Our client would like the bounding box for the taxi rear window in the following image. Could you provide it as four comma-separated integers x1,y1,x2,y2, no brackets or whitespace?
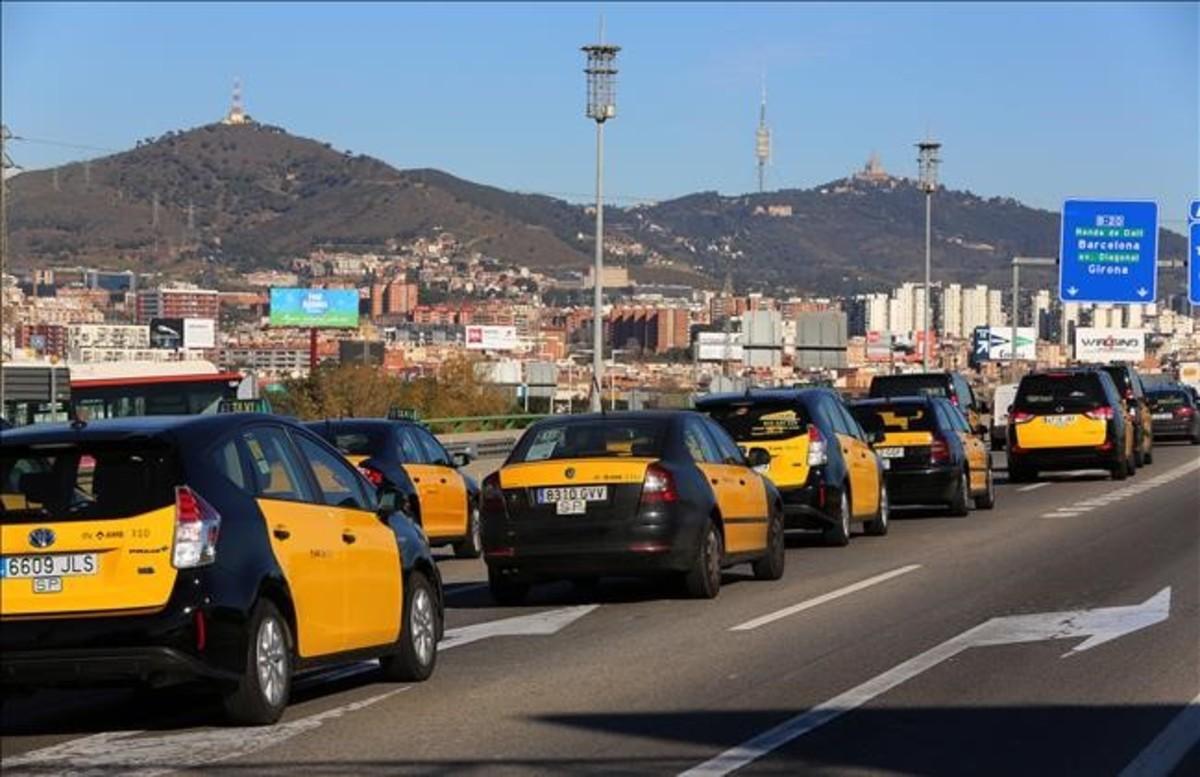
511,421,666,462
849,404,936,433
1147,392,1187,409
707,404,811,442
869,375,950,399
1,442,180,524
1015,374,1104,410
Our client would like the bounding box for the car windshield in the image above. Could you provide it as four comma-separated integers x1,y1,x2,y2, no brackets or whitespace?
850,404,936,433
1015,374,1105,410
510,420,667,462
706,403,811,442
869,375,950,399
1,442,180,524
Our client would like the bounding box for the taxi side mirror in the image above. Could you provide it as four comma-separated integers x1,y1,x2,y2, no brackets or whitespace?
453,450,475,468
868,428,887,445
376,484,402,520
746,447,771,472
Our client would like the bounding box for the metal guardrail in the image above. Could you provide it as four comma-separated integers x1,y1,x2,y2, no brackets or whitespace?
442,437,519,460
422,414,547,434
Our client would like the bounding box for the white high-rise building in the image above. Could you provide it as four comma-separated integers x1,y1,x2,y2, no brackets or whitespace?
987,289,1007,327
1032,290,1051,338
942,283,963,338
1092,305,1120,328
1063,302,1081,340
913,286,928,339
962,284,989,337
889,283,920,335
1125,304,1144,329
864,293,890,333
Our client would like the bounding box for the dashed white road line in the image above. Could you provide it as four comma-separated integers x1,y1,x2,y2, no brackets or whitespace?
1018,482,1051,492
730,565,922,632
1118,690,1200,777
1039,458,1200,520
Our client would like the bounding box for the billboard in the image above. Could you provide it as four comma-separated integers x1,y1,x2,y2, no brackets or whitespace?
465,325,518,351
696,332,743,362
183,318,216,349
149,318,184,349
973,327,1037,361
150,318,216,349
269,288,360,329
1074,327,1145,363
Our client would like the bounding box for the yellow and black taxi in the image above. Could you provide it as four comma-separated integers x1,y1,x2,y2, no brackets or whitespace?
696,389,887,546
1092,363,1155,467
306,415,482,558
869,371,986,434
0,413,443,725
1006,368,1136,482
481,411,784,602
849,396,995,515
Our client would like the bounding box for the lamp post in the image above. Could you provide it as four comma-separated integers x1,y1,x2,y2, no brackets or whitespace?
916,138,941,371
582,30,619,411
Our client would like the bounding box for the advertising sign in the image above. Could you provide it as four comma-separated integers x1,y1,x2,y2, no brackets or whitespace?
464,325,518,351
1059,199,1158,304
150,318,215,349
149,318,184,349
183,318,216,349
269,288,360,329
1074,327,1146,363
696,331,743,362
973,327,1037,361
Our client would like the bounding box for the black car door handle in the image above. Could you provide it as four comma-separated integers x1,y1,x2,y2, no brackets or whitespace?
738,479,746,486
273,526,291,540
711,478,720,485
413,477,421,483
342,532,357,545
440,477,448,484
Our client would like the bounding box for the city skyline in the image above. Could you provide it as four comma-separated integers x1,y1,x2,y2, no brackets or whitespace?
2,2,1196,229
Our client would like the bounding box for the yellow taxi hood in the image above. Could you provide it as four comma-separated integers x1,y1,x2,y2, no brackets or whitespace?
500,458,656,488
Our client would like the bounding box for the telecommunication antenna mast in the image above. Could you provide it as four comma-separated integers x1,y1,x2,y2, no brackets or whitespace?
916,136,942,371
755,75,771,193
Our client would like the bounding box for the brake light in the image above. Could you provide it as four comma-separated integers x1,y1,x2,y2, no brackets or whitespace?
1010,410,1035,424
807,425,828,467
950,395,960,407
930,435,951,464
482,472,505,512
358,463,385,487
641,463,679,504
1177,407,1195,418
172,486,220,569
1084,406,1114,421
1123,388,1135,401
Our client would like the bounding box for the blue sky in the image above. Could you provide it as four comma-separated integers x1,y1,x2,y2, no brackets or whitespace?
3,2,1197,229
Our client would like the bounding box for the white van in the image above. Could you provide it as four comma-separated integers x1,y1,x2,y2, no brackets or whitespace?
990,383,1018,450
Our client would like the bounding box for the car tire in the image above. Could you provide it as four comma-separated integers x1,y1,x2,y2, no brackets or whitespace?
380,571,439,682
222,599,292,726
822,489,852,547
487,568,530,606
863,483,889,536
683,520,723,599
1111,456,1129,481
452,505,483,559
948,469,971,517
974,467,996,510
1191,429,1200,445
1134,432,1145,468
752,510,786,580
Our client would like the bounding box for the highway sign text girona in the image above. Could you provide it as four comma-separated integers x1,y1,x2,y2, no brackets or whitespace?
1059,199,1158,304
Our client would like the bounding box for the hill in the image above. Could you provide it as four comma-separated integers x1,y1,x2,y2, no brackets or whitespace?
7,125,1188,295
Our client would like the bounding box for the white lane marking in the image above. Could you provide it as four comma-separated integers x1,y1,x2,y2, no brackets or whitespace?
1038,458,1200,519
1018,482,1051,492
7,605,600,773
682,588,1171,777
2,688,406,777
731,565,922,632
1118,690,1200,777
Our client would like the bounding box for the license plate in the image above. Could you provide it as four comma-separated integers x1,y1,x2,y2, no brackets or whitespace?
876,447,904,459
0,553,99,580
33,577,63,594
556,499,587,515
1045,415,1076,427
1152,413,1172,421
537,486,608,504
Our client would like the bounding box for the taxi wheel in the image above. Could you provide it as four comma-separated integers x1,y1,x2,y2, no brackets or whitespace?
948,470,971,517
222,599,291,726
822,489,852,547
752,510,786,580
1111,455,1129,481
488,568,530,606
381,571,438,682
683,521,723,599
453,505,483,559
1134,437,1145,468
974,467,996,510
863,483,889,536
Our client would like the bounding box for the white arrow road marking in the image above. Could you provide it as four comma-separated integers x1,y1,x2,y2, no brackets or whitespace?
731,565,922,632
681,588,1171,777
1119,690,1200,777
5,605,599,776
1,687,407,777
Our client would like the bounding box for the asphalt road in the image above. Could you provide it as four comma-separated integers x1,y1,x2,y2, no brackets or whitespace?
3,444,1198,776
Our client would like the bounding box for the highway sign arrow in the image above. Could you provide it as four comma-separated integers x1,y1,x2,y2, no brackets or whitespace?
1066,286,1078,296
1137,287,1148,298
684,588,1171,777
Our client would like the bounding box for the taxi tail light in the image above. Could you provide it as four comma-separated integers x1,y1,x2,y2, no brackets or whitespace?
1084,406,1115,421
1177,406,1195,418
641,463,679,504
358,463,385,488
1010,410,1035,425
1096,440,1114,452
930,435,952,464
172,486,220,569
481,472,505,513
807,425,828,467
949,395,960,407
193,609,207,652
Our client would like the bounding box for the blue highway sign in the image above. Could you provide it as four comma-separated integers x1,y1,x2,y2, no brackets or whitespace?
1190,222,1200,306
1059,199,1158,304
1190,200,1200,222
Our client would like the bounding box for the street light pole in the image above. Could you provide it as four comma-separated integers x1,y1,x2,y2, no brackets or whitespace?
917,138,941,372
582,28,619,412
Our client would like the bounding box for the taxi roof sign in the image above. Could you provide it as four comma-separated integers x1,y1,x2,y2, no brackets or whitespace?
387,407,420,421
218,398,273,414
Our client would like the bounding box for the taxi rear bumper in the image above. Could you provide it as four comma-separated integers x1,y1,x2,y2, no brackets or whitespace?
1,645,238,689
884,465,959,505
1007,444,1122,472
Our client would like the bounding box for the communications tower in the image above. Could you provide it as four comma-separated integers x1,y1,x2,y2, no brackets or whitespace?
755,76,771,193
